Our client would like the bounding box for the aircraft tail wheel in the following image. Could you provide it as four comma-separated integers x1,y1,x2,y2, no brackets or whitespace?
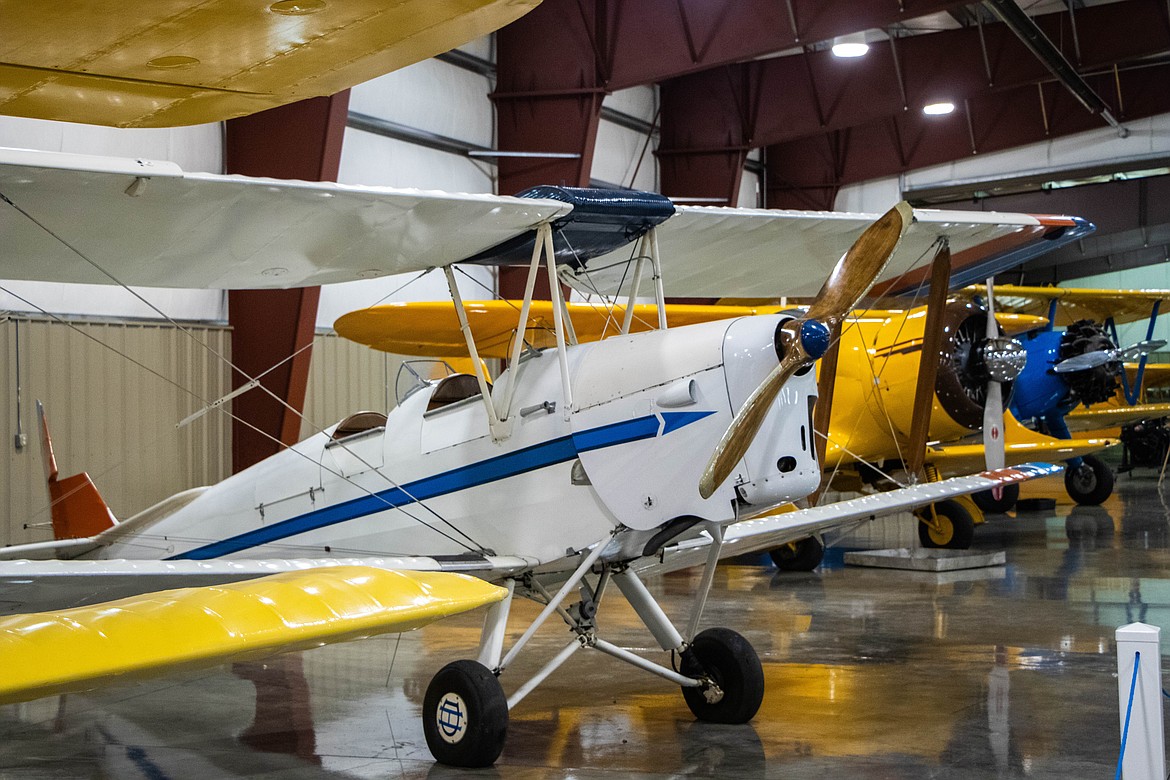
917,499,975,549
1065,454,1114,506
680,627,764,724
769,537,824,571
423,660,507,767
972,483,1020,514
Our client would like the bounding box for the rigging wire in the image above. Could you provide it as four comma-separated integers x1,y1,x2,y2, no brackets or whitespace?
1,189,485,549
0,293,482,554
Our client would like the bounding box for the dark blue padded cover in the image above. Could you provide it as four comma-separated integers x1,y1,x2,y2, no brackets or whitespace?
462,186,676,268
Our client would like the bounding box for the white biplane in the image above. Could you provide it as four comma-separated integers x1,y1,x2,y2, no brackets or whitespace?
0,148,1076,766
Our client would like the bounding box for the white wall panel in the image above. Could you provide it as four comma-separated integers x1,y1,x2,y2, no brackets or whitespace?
837,111,1170,212
593,121,657,191
0,316,231,546
350,60,495,148
0,116,222,174
592,87,658,191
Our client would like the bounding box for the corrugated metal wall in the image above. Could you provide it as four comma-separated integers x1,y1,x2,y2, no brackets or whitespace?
300,332,402,440
1,316,231,546
1,319,404,548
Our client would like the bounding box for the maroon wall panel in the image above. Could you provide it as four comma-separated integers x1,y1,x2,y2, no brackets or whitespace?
225,92,349,472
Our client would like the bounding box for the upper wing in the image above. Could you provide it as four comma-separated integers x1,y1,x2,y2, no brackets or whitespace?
0,148,570,289
334,301,1052,358
1,0,538,128
0,565,505,706
334,300,765,358
0,149,1091,301
966,284,1170,327
1127,363,1170,389
562,207,1092,299
637,463,1062,577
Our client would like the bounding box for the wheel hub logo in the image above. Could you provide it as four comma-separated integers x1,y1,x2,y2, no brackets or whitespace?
436,692,467,744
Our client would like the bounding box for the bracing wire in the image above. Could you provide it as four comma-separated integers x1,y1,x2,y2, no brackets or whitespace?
0,211,484,554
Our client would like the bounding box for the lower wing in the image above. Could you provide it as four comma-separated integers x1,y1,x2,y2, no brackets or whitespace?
0,565,505,706
639,463,1062,576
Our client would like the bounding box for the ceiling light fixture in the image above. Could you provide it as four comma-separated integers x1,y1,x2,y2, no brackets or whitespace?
831,32,869,58
923,101,955,116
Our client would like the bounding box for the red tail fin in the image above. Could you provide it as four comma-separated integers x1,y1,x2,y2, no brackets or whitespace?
37,401,116,539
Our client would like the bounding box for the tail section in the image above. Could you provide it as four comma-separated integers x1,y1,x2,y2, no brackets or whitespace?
37,401,117,539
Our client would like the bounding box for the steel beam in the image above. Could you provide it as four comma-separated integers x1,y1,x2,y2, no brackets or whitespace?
225,92,349,472
764,62,1170,206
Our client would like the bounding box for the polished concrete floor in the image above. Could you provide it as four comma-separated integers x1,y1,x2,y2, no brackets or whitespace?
3,471,1169,778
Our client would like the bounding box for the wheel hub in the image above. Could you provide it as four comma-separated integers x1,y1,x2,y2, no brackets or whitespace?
701,680,725,704
435,692,468,744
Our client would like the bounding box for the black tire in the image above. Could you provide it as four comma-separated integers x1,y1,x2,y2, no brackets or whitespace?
769,537,824,571
972,483,1019,514
423,660,508,768
1064,454,1114,506
917,499,976,549
680,627,764,724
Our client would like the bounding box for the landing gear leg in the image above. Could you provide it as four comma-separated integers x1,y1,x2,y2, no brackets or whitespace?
422,528,766,766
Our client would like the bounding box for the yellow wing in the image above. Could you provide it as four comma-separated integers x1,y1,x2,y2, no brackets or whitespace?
0,566,504,705
1,0,538,127
335,300,767,358
965,284,1170,327
1126,362,1170,389
923,413,1116,476
1066,402,1170,433
334,300,1047,358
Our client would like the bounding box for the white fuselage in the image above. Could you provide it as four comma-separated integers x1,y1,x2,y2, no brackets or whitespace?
93,316,820,569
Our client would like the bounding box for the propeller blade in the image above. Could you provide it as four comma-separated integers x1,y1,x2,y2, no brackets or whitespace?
1119,339,1167,360
698,201,913,500
805,201,914,324
699,337,806,499
1053,351,1113,373
983,379,1006,472
982,278,1006,474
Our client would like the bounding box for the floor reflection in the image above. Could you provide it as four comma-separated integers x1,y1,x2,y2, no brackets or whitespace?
5,471,1170,777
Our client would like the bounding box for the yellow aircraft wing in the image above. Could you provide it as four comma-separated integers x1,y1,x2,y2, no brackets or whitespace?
923,414,1116,476
0,566,504,705
964,284,1170,327
334,300,1048,358
1,0,539,127
337,300,766,358
1065,402,1170,433
1126,362,1170,389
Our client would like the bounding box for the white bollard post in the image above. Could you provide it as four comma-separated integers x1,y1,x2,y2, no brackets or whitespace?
1116,622,1165,780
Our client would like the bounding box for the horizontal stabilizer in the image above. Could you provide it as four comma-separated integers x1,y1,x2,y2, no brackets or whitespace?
641,463,1063,577
0,566,505,706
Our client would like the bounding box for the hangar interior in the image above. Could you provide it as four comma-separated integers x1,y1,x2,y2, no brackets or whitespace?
4,0,1170,776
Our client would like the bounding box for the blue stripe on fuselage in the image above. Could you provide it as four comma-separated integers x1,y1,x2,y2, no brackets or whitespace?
173,410,713,560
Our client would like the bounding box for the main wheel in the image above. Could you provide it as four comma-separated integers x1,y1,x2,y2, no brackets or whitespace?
423,660,508,767
1065,454,1114,506
679,627,764,724
972,483,1019,514
769,537,824,571
917,499,976,549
